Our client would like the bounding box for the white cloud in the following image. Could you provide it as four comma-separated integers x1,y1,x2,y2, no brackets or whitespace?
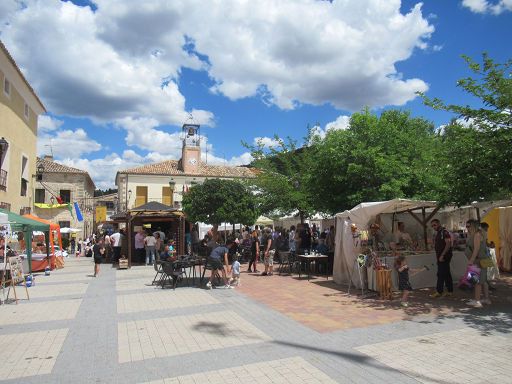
462,0,512,14
1,0,434,119
38,115,64,132
311,115,351,139
254,137,282,149
38,128,102,159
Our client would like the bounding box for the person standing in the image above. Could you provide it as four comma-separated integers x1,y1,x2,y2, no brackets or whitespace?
191,224,199,256
261,227,275,276
144,231,157,266
465,219,491,307
103,232,112,263
429,219,454,298
110,229,122,265
247,231,259,273
134,229,146,264
92,238,104,277
288,225,296,257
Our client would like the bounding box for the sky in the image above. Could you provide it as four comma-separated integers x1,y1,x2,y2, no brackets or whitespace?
0,0,510,189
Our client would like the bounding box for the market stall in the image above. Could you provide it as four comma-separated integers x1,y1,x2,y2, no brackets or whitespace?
23,214,64,269
482,205,512,272
333,199,467,291
0,208,51,273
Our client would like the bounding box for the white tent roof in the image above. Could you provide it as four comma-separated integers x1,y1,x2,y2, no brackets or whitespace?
335,198,437,228
0,212,8,224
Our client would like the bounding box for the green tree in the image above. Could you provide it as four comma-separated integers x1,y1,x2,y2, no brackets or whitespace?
244,135,315,223
420,54,512,204
182,178,258,228
308,109,443,214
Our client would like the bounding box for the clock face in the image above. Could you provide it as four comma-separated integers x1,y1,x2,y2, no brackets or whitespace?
189,157,197,165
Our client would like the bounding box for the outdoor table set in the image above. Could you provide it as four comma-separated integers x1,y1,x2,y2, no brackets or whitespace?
152,256,204,289
278,251,329,281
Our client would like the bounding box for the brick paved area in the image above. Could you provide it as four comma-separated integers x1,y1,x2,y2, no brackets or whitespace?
0,257,510,383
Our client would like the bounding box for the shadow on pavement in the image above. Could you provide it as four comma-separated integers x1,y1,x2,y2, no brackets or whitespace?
311,273,512,335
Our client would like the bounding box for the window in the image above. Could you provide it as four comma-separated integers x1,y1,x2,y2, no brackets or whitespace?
162,186,173,206
20,156,28,196
59,221,70,228
0,202,11,211
19,207,31,215
3,78,10,97
35,189,45,203
135,186,147,207
20,178,27,196
24,103,29,120
60,189,71,203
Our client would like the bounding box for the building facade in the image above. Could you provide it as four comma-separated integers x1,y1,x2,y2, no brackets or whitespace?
35,156,96,239
0,41,46,214
115,125,256,211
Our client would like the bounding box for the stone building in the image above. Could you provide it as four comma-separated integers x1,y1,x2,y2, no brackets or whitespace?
0,40,46,214
35,156,95,239
115,124,256,211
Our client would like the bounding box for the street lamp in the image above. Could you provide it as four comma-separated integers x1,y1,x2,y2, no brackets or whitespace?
36,162,45,181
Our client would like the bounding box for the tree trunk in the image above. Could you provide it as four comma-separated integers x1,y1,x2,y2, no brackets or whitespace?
299,211,305,224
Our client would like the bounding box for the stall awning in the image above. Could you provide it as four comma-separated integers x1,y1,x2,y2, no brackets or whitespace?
0,208,50,232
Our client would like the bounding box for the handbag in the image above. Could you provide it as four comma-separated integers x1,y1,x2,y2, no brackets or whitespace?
479,258,494,268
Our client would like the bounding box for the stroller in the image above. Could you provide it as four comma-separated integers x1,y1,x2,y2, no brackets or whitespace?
458,264,481,290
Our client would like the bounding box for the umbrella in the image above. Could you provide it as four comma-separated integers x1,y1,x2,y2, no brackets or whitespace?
60,227,80,233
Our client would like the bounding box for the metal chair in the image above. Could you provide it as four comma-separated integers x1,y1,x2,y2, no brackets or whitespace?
152,260,164,285
160,261,186,290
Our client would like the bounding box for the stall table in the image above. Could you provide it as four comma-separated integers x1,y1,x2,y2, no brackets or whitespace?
368,251,467,291
297,254,329,281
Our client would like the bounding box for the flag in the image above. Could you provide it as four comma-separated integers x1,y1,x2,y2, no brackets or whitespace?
67,203,74,219
74,202,83,222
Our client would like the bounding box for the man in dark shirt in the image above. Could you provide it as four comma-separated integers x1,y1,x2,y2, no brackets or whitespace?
206,240,234,289
430,219,453,298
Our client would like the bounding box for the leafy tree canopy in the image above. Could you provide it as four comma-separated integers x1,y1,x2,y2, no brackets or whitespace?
419,53,512,131
420,54,512,205
308,109,443,214
182,178,258,226
244,135,316,222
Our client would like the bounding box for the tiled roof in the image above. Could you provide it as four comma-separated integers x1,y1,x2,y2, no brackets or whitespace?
37,158,95,188
119,160,257,178
0,40,46,112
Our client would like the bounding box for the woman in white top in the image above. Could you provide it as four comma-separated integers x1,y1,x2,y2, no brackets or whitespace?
144,232,157,266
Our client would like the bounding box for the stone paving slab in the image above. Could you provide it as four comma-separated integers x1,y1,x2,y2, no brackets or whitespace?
22,282,89,299
118,310,271,363
0,299,81,326
355,327,512,384
31,271,93,284
117,277,161,292
142,356,337,384
0,328,68,380
117,290,220,314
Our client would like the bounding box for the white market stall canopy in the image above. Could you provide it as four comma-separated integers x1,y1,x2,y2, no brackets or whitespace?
333,198,439,289
60,227,80,234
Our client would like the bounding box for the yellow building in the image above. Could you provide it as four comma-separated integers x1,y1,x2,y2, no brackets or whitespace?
0,41,46,214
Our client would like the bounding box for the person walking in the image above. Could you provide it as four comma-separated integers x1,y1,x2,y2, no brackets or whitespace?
429,219,454,298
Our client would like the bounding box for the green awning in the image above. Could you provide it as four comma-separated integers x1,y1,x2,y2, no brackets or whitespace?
0,208,51,273
0,208,50,232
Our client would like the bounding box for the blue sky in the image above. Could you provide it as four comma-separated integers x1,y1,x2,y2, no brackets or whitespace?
0,0,510,188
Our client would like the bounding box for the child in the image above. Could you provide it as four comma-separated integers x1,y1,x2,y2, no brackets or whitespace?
229,256,241,287
394,256,428,307
395,256,412,307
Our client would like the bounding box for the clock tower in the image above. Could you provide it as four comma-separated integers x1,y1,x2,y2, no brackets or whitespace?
181,123,201,174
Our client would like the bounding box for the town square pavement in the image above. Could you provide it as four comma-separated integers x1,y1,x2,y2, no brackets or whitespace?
0,257,511,384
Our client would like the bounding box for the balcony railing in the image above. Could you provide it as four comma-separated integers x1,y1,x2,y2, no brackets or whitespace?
0,201,11,211
0,169,7,191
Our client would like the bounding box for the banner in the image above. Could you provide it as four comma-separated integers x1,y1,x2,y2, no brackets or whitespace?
95,206,107,223
74,202,83,222
34,203,69,209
